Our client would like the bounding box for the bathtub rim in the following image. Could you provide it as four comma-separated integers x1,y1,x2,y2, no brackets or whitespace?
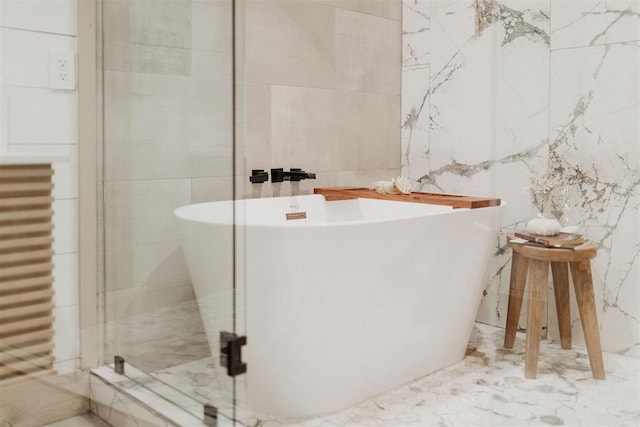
174,195,506,229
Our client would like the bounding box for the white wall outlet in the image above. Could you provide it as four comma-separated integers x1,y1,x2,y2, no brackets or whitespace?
49,49,76,90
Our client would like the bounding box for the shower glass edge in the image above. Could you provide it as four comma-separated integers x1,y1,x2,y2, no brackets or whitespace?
100,0,245,424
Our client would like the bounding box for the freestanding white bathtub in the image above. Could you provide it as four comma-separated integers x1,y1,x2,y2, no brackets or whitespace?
175,194,504,418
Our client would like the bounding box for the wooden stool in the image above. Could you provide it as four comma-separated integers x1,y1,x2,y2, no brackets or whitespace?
504,233,605,380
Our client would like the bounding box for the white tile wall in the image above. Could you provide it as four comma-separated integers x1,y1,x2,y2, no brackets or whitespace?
244,0,336,88
8,87,77,144
314,0,402,20
191,176,233,203
0,11,4,151
53,199,78,254
105,179,191,244
105,241,191,292
53,305,80,372
335,8,401,94
1,28,76,87
52,251,80,372
192,0,232,52
53,253,79,308
1,0,77,36
335,169,401,187
104,286,196,322
1,2,80,371
270,86,399,173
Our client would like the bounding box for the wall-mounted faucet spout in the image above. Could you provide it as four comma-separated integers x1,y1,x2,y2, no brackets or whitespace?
271,168,317,183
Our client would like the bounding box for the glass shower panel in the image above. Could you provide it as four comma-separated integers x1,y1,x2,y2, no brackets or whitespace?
101,0,240,422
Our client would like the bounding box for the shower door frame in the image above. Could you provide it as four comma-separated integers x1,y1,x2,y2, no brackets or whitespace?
77,0,102,372
77,0,244,422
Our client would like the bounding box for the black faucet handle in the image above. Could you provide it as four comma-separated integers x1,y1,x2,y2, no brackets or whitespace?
249,169,269,184
271,168,285,183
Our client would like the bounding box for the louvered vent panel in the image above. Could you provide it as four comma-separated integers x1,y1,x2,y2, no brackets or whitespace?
0,164,56,385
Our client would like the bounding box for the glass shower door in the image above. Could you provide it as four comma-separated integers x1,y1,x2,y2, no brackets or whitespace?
101,0,242,424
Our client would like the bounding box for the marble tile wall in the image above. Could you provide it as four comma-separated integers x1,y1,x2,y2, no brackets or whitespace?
547,0,639,357
237,0,402,199
0,0,81,374
101,0,234,356
402,0,639,357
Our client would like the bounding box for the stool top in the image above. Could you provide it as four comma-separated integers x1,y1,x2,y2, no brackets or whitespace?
507,232,597,262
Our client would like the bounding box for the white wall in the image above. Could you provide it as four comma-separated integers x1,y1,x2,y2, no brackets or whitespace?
0,0,80,373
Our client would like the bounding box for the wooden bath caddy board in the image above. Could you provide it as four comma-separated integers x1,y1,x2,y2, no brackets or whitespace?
313,187,500,209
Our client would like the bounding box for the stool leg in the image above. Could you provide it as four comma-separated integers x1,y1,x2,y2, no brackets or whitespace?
504,251,529,348
525,259,548,379
569,260,606,380
551,262,572,349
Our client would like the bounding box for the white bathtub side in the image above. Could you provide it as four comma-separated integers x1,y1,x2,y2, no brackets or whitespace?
176,214,235,361
243,204,503,417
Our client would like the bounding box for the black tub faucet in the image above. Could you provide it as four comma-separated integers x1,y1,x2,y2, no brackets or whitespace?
289,168,317,181
271,168,317,183
249,169,269,184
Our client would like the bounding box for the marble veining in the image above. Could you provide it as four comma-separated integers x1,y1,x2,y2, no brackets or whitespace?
551,0,640,49
401,0,431,187
419,139,549,191
547,40,640,356
403,0,640,358
475,0,550,45
403,1,431,66
421,0,551,336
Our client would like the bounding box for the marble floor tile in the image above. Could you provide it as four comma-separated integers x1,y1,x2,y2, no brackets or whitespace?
104,299,210,373
100,298,639,426
131,323,639,427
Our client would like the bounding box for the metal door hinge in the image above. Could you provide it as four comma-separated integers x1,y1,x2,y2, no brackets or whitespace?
220,331,247,377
